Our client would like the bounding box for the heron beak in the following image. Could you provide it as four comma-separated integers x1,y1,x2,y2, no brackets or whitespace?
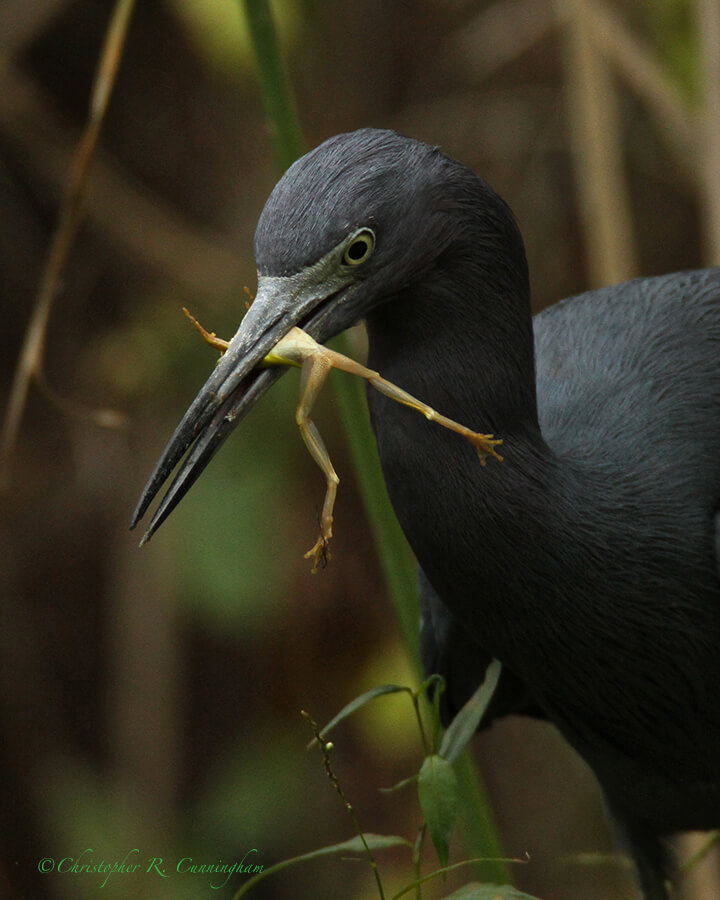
130,267,355,543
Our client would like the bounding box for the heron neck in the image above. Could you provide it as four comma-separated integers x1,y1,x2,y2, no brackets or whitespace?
364,270,565,651
365,262,541,440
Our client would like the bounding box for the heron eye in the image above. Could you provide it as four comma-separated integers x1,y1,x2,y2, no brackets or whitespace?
342,229,375,266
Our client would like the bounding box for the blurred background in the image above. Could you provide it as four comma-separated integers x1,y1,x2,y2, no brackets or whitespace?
1,0,719,898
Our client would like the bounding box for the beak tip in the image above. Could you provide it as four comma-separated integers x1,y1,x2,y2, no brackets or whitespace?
129,499,148,532
130,290,298,545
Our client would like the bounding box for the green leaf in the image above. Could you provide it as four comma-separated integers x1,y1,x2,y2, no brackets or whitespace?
439,660,502,764
420,673,446,695
438,884,541,900
233,833,412,898
389,859,530,900
418,754,459,868
378,772,419,794
310,683,413,746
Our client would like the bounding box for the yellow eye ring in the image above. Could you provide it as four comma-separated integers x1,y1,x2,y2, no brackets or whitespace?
342,229,375,266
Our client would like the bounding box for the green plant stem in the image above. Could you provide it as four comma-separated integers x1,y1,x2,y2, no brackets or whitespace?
411,688,431,757
302,711,386,899
241,0,305,171
329,360,421,662
412,824,426,900
454,752,507,880
241,0,507,883
240,0,421,664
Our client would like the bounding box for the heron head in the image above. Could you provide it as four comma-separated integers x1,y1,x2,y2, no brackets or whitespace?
130,128,516,539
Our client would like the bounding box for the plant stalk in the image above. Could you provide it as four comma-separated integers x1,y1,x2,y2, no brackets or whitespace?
241,0,507,882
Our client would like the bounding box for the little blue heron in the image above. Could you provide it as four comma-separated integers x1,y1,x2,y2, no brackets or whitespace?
132,128,720,899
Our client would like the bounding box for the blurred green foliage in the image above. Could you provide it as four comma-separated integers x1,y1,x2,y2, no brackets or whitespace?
644,0,700,99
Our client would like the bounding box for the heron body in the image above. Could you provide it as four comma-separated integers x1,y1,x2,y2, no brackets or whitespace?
133,129,720,899
398,269,720,897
